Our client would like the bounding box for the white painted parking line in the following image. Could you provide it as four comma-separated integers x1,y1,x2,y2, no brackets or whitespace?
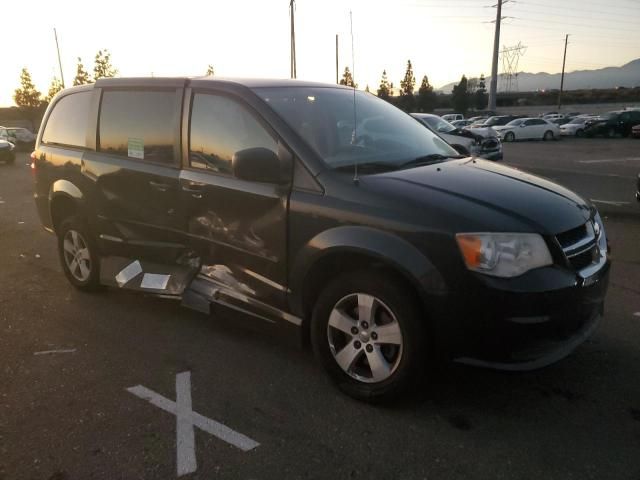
590,199,631,206
33,349,76,355
634,312,640,318
127,371,259,477
579,157,640,164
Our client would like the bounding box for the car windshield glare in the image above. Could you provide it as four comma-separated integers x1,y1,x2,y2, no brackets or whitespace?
255,87,459,171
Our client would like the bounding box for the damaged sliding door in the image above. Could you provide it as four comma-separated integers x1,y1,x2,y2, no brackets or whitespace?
87,83,200,295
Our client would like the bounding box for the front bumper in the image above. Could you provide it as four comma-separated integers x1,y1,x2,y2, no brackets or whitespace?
434,260,610,371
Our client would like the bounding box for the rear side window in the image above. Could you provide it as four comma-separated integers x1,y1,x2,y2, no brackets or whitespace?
42,91,92,147
99,90,177,165
189,93,277,174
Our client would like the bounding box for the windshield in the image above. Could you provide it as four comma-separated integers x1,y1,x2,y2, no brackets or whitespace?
256,87,458,171
568,118,587,125
505,119,525,127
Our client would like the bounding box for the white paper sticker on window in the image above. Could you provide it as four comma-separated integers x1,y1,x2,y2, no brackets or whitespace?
128,137,144,159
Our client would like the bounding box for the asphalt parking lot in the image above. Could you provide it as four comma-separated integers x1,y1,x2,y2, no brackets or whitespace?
1,140,640,480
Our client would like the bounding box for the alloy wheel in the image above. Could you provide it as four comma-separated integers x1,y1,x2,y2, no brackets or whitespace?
62,229,92,282
326,293,403,384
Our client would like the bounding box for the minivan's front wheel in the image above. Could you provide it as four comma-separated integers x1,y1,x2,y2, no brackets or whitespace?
311,271,426,402
57,217,101,291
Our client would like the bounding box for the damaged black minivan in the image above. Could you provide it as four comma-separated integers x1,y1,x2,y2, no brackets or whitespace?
33,78,609,401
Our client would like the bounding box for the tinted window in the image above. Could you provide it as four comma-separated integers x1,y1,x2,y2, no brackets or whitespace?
99,90,177,164
189,93,277,174
42,91,92,147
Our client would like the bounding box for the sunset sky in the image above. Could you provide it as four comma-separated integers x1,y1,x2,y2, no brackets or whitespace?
2,0,639,106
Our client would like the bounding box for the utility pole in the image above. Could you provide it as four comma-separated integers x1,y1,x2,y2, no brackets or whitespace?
558,34,569,110
54,28,65,88
335,34,339,84
488,0,503,111
290,0,297,79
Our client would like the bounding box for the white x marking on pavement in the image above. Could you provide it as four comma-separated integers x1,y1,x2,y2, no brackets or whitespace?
127,371,259,477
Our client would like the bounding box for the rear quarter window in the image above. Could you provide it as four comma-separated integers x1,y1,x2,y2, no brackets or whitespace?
42,91,93,147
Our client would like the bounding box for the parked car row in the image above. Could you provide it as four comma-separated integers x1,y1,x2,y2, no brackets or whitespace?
436,108,640,141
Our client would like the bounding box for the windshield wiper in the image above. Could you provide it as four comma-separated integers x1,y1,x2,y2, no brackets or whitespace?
397,153,463,169
333,161,396,173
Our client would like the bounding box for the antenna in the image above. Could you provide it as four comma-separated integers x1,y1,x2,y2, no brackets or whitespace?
350,10,359,184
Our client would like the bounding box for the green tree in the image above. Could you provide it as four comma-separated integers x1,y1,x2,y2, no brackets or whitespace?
399,60,416,96
417,75,436,112
73,58,92,86
474,74,488,110
14,68,43,108
45,76,64,103
93,49,117,80
451,75,470,114
339,67,357,88
376,69,391,100
205,64,215,76
398,60,416,111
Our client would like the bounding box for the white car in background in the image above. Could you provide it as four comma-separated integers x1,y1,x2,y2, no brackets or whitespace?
493,118,561,142
442,113,464,122
559,116,596,137
0,127,36,149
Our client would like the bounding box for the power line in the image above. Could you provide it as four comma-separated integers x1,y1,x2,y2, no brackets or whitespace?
511,7,640,26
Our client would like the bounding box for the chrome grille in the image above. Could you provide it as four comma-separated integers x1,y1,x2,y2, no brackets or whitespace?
556,221,600,272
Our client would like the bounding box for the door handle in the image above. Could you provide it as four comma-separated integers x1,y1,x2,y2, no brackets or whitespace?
149,180,171,192
182,183,205,199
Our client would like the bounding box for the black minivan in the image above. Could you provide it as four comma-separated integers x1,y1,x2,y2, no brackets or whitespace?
33,77,609,401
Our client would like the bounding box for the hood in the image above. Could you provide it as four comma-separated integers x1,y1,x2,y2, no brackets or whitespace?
464,126,497,138
491,125,514,131
366,159,592,234
446,127,497,142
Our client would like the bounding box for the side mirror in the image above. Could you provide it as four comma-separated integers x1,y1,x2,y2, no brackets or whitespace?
232,147,289,184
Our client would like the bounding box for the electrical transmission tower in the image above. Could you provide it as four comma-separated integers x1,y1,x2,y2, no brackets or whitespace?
499,42,526,93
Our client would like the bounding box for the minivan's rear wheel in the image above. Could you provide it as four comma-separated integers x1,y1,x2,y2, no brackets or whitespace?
503,131,515,142
57,216,101,291
543,130,554,141
311,271,426,402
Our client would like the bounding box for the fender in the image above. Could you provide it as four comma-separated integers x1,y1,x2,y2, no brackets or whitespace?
48,180,85,230
288,225,449,315
50,179,84,202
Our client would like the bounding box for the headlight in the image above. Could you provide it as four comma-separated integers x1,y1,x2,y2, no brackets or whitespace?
456,233,553,278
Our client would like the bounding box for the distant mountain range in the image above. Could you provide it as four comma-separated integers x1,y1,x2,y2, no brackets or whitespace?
438,58,640,94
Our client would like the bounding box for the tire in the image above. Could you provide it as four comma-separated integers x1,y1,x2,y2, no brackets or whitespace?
543,130,554,141
504,131,515,142
57,216,101,291
576,129,585,138
310,270,426,403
